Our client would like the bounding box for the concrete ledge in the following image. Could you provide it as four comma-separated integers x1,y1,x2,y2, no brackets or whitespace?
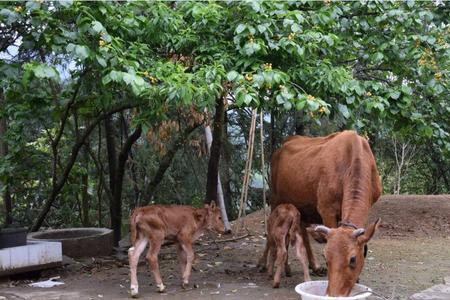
0,241,62,277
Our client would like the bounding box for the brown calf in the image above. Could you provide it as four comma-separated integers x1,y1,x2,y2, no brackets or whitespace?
128,202,225,297
261,204,311,288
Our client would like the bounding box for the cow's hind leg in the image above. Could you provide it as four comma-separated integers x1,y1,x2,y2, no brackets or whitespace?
128,238,148,298
146,235,165,292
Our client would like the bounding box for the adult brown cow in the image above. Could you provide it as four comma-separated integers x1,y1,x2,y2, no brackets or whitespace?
264,130,382,297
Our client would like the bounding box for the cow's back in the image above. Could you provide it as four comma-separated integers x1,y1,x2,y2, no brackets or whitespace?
271,131,381,225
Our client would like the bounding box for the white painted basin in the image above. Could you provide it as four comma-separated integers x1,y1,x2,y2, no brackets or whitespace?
295,281,372,300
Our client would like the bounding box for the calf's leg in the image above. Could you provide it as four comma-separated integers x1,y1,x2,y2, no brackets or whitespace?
146,236,165,292
128,238,148,297
284,236,291,277
294,233,311,282
273,238,287,288
177,244,187,276
180,242,194,288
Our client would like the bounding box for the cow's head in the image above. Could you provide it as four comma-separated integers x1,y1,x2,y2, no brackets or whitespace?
315,218,380,297
204,202,226,234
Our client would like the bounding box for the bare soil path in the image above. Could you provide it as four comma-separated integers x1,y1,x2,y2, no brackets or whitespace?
1,195,449,300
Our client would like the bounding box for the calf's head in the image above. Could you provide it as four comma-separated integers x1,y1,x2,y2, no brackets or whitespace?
203,202,226,234
315,218,380,297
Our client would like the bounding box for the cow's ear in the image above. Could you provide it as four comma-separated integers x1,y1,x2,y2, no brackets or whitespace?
358,218,380,245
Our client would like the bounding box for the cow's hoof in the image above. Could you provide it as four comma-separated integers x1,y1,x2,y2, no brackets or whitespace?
273,282,280,289
181,282,189,289
258,265,267,273
156,283,166,293
285,267,292,277
311,266,327,277
130,285,139,298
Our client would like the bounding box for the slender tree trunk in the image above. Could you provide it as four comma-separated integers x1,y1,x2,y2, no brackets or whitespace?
144,124,200,204
0,89,12,226
112,125,142,245
105,114,142,245
204,125,231,232
81,144,90,226
205,97,225,204
222,112,234,219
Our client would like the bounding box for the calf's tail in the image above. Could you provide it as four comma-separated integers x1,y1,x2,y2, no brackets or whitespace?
129,209,140,245
289,215,301,246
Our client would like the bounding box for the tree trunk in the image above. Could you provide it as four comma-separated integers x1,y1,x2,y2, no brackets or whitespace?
144,124,201,204
205,97,225,204
204,125,231,232
0,88,12,226
105,114,142,245
80,144,91,226
112,124,142,245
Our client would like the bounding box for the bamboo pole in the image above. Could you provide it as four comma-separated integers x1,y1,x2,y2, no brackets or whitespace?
237,108,257,230
260,111,267,234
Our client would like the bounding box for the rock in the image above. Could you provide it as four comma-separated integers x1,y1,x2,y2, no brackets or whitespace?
410,284,450,300
444,276,450,285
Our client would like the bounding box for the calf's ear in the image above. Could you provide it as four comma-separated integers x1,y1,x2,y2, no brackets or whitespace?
358,218,381,245
195,210,206,223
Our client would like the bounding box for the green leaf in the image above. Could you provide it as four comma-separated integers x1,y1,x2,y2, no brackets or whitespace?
283,101,292,110
33,64,60,81
227,71,239,82
338,103,350,119
236,24,246,34
96,55,107,67
401,85,412,95
91,21,105,34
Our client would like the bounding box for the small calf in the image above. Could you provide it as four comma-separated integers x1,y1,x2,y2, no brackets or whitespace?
261,203,311,288
128,202,225,297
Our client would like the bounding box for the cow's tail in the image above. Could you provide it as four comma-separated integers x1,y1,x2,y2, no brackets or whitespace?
289,215,301,246
129,209,140,246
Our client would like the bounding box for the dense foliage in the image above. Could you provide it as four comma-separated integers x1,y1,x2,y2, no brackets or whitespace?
1,1,449,240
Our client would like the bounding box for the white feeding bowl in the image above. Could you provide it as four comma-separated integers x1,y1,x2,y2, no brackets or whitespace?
295,281,372,300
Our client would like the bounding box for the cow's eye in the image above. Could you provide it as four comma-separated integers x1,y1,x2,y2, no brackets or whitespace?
349,256,356,269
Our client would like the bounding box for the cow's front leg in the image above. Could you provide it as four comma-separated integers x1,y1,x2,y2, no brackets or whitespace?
146,237,165,293
257,242,269,272
300,225,325,276
128,238,148,298
180,242,194,289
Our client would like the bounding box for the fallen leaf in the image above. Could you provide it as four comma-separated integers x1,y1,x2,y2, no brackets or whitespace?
231,289,238,293
214,262,223,266
210,291,220,295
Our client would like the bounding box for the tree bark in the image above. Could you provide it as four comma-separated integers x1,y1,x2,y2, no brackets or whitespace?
0,88,12,226
112,124,142,245
80,144,91,226
105,115,142,245
205,97,225,204
204,125,231,232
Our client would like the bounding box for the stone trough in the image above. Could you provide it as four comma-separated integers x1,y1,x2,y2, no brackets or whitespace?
28,228,113,258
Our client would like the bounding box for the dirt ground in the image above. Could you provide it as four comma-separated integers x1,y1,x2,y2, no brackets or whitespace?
1,195,449,300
